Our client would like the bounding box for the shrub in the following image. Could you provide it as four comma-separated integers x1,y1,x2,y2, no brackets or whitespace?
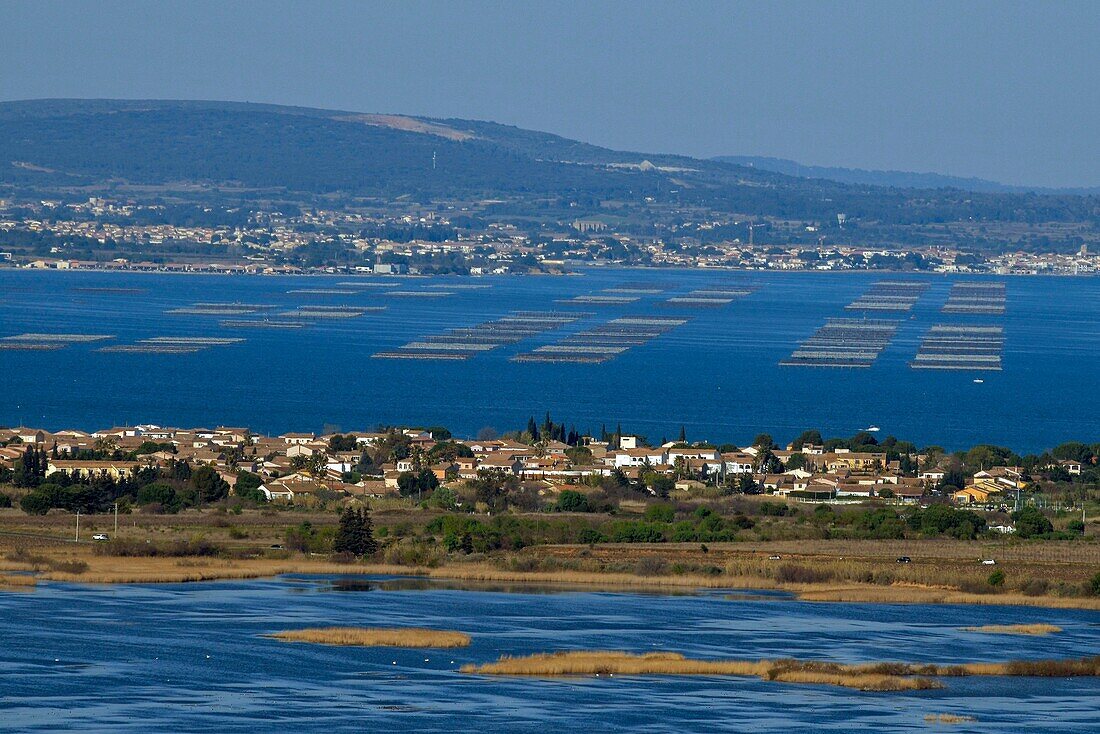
634,556,669,576
555,490,591,513
607,521,666,543
577,527,608,544
1089,572,1100,597
643,503,676,523
48,559,89,574
1021,579,1050,596
987,569,1006,588
0,492,12,508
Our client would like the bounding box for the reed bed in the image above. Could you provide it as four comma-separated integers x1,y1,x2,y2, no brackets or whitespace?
269,627,470,648
960,624,1062,636
462,651,1100,690
460,652,940,691
0,573,37,589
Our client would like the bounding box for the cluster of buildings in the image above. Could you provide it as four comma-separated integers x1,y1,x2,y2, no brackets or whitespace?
0,424,1055,512
4,196,1099,277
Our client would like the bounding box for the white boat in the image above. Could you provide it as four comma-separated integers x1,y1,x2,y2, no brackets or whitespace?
863,425,880,432
973,378,984,384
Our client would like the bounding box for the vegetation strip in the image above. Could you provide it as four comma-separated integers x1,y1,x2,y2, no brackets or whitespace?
268,627,470,647
461,651,1100,691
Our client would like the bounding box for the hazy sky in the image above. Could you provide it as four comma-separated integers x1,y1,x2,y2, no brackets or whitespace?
1,0,1098,187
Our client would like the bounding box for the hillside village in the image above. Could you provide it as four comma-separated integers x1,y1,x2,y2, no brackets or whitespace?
0,422,1089,521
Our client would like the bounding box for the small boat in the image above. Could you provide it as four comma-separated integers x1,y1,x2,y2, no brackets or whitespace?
973,378,984,384
863,425,880,432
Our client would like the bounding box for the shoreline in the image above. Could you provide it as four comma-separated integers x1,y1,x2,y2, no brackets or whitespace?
13,555,1100,610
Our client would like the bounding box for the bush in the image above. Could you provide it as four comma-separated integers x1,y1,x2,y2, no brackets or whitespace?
1021,578,1050,596
554,490,591,513
0,492,12,508
643,503,676,523
1090,572,1100,597
607,521,666,543
988,569,1006,587
578,527,608,544
634,556,668,576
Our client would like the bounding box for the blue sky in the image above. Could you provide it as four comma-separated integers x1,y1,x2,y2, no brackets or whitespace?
1,0,1097,187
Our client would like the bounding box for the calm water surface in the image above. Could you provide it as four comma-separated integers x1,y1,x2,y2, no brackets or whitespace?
1,576,1098,732
1,268,1098,451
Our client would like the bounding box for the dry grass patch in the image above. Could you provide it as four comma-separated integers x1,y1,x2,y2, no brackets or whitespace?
460,652,940,691
960,624,1062,636
269,627,470,648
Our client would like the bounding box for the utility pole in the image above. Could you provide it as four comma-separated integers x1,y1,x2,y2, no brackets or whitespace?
114,502,119,534
75,511,81,542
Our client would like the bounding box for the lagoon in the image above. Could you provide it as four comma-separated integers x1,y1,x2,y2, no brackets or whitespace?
1,576,1098,732
1,269,1099,451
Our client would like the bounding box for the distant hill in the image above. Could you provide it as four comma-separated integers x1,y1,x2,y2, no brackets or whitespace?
713,155,1100,196
0,99,1097,252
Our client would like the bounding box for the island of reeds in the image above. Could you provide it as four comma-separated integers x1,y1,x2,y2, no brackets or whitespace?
268,627,471,648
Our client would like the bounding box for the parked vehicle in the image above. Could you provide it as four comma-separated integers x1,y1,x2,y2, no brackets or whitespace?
92,534,110,541
980,559,997,565
896,556,912,564
768,555,782,561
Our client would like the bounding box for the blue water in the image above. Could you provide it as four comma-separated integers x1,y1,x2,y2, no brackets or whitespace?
1,268,1098,451
1,576,1097,732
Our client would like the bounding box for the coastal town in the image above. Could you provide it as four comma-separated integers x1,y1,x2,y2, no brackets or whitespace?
2,195,1098,276
1,421,1091,524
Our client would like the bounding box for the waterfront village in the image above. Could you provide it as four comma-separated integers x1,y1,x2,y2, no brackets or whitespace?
0,422,1089,524
1,196,1098,276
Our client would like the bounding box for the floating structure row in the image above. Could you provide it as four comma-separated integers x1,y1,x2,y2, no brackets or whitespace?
910,324,1004,371
0,333,113,351
373,311,585,361
98,336,244,355
277,305,385,319
512,316,688,364
168,302,278,316
663,287,755,307
781,318,900,368
845,280,929,312
942,282,1006,315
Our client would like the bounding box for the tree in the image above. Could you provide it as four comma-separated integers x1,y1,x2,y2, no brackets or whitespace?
333,507,377,557
1012,507,1053,538
791,430,822,449
328,434,358,452
737,474,761,495
20,492,51,515
13,446,46,488
752,433,776,450
190,465,229,503
234,471,266,502
678,425,687,443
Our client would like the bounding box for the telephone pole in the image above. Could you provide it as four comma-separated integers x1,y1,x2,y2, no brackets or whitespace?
75,511,81,542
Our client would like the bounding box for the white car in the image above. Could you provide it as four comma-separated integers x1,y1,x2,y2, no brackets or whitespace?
92,534,110,541
980,559,996,565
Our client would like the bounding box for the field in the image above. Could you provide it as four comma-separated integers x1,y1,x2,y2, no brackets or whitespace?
1,507,1098,609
